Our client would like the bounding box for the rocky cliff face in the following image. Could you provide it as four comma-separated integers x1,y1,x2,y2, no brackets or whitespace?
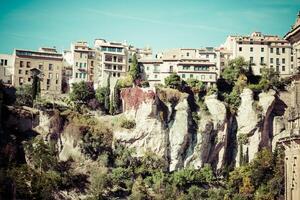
115,87,285,171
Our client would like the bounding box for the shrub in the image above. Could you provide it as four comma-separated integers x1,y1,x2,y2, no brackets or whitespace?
140,81,150,88
15,84,33,106
120,118,136,129
221,57,249,85
164,73,186,91
70,81,95,103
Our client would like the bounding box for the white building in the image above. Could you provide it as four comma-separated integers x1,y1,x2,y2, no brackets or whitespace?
140,48,220,87
222,32,293,77
0,54,13,84
65,41,97,87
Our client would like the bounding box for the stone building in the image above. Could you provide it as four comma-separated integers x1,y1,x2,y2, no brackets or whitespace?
278,80,300,200
64,41,97,86
222,32,293,77
12,47,63,96
140,48,221,87
0,54,13,84
285,11,300,74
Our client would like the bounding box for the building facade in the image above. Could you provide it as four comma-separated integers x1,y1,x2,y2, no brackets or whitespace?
222,32,293,77
94,39,128,87
0,54,13,84
140,48,220,87
65,41,97,86
285,12,300,74
12,47,63,96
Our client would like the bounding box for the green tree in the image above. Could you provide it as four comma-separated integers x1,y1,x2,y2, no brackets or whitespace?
70,81,95,103
129,53,140,83
164,73,185,91
15,84,33,106
221,57,249,85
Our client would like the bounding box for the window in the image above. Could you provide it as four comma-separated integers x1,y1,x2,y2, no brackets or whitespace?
276,65,279,72
39,64,43,70
270,65,273,68
270,58,273,63
80,53,82,58
79,63,82,68
76,62,78,67
206,55,209,58
250,47,253,52
49,64,53,70
276,48,279,54
118,65,122,70
76,73,78,78
19,77,24,85
49,73,53,79
113,65,116,70
56,73,59,79
26,62,31,68
186,52,189,57
170,66,173,72
250,57,253,63
261,48,264,52
282,58,285,64
79,73,82,78
291,56,294,62
0,59,3,66
25,70,28,75
270,48,273,53
84,63,87,67
154,74,158,78
276,58,279,64
190,74,193,78
239,47,242,51
28,78,31,82
91,61,94,66
113,72,116,77
18,69,22,74
282,48,285,54
117,73,120,77
146,66,149,71
56,80,58,84
282,66,285,71
260,57,264,64
182,74,186,78
20,61,24,67
209,75,212,79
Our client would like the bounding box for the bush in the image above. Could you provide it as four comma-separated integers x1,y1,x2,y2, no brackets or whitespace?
120,118,136,129
140,81,150,88
164,73,186,91
15,84,33,106
70,81,95,103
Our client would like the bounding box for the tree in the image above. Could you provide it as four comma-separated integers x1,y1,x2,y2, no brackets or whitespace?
96,86,110,112
164,73,185,91
70,81,95,103
221,57,249,85
129,53,140,83
15,84,33,106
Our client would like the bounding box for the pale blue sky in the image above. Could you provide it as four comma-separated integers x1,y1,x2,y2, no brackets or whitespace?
0,0,299,54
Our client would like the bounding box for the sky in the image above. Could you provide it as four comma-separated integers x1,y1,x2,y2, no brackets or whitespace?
0,0,299,54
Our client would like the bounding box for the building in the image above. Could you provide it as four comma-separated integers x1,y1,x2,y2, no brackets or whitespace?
278,80,300,200
222,32,293,77
94,39,128,87
140,48,220,87
0,54,13,84
65,41,98,86
12,47,63,96
285,11,300,74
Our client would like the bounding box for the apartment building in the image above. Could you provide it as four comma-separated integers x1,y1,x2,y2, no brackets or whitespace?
223,32,293,77
65,41,98,86
12,47,63,96
140,48,219,87
285,12,300,74
0,54,13,84
94,39,128,87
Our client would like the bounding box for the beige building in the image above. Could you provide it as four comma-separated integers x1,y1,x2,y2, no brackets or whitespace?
12,47,63,96
94,39,128,87
285,12,300,74
222,32,293,77
0,54,13,84
65,41,97,86
140,48,220,87
278,80,300,200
